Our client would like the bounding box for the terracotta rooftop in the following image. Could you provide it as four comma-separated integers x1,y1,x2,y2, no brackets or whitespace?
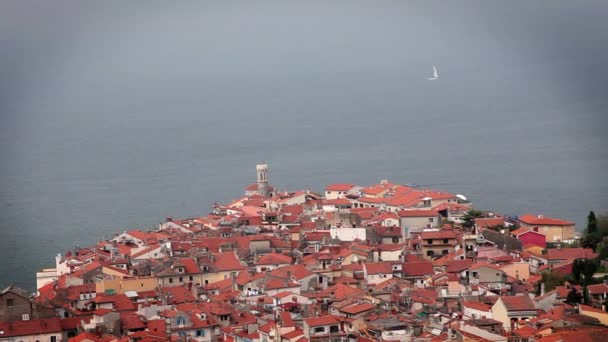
498,295,535,311
519,214,574,226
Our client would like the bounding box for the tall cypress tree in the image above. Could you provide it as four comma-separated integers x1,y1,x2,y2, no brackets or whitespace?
588,211,598,234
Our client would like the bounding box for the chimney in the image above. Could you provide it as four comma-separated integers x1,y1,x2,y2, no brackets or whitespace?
541,283,545,296
231,272,237,290
538,214,543,219
286,271,292,282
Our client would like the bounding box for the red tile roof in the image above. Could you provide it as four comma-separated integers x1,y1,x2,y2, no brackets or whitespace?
364,262,393,275
462,301,492,312
323,198,353,206
446,259,473,273
420,230,458,240
398,209,438,217
325,184,356,192
374,226,402,237
270,264,314,280
475,218,506,229
402,261,434,277
587,283,608,295
340,303,375,315
513,325,538,338
519,214,574,226
304,315,339,327
546,248,597,261
0,318,62,337
257,253,292,265
498,295,535,311
213,252,247,272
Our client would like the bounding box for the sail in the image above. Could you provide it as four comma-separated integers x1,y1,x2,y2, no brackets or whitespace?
428,65,439,80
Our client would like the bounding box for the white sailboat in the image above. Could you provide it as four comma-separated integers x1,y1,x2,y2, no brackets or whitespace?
428,65,439,80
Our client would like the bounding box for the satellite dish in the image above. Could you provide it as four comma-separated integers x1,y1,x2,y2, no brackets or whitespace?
456,194,467,201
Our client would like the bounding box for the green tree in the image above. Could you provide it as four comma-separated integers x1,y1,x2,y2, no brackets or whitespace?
463,209,484,229
572,259,598,285
583,286,591,305
566,288,583,304
588,211,598,234
540,271,569,293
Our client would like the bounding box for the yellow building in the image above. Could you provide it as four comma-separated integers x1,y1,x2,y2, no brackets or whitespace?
579,304,608,325
96,277,157,294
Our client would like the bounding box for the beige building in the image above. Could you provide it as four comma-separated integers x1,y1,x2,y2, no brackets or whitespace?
579,304,608,325
518,214,576,242
398,210,441,230
491,296,537,331
96,276,157,294
500,262,530,283
419,230,459,260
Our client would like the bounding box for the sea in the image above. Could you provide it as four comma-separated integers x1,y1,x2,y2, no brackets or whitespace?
1,1,607,291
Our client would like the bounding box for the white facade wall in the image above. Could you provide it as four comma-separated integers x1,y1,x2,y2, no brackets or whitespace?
330,227,366,241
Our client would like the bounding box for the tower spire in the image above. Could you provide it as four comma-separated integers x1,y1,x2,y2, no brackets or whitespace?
256,164,269,197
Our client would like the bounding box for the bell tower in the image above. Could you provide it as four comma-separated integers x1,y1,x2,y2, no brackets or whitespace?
256,164,269,197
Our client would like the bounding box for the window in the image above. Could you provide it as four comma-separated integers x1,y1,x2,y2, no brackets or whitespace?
427,239,433,244
427,250,434,256
196,329,205,337
6,299,14,307
169,278,173,284
179,277,183,282
442,250,448,255
177,316,186,325
443,239,448,243
51,337,57,342
329,325,340,333
314,327,325,333
189,276,193,281
22,314,29,321
429,218,434,223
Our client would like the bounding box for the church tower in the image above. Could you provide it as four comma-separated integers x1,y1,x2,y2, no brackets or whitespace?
256,164,270,197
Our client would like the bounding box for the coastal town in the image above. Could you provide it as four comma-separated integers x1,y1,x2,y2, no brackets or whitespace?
1,164,607,342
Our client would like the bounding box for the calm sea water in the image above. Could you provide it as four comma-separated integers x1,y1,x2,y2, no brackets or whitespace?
1,1,607,290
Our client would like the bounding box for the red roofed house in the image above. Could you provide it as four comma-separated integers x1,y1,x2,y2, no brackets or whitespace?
398,209,441,231
324,184,360,200
578,304,608,326
419,230,459,260
401,261,434,288
303,315,344,340
466,263,508,291
336,303,376,333
587,283,608,307
518,214,575,243
0,318,62,342
462,301,493,320
491,295,538,331
513,228,546,248
363,262,394,284
255,253,293,272
545,248,598,265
